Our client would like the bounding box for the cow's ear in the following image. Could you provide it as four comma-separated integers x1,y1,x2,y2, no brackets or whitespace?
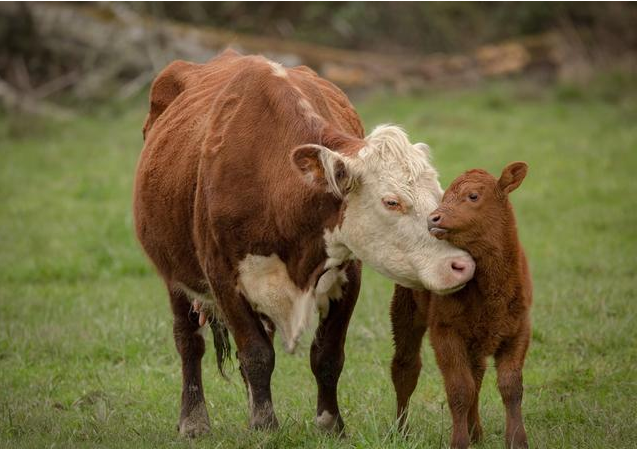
292,144,354,198
414,142,432,162
498,161,528,194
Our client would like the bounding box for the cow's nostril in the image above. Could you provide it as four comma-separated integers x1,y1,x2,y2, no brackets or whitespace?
431,214,441,223
451,261,466,272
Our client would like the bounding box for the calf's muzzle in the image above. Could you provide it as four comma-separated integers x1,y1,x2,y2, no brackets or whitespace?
427,212,449,238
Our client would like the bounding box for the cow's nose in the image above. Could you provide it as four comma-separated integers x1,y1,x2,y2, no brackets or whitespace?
449,257,475,284
427,213,441,229
451,260,469,274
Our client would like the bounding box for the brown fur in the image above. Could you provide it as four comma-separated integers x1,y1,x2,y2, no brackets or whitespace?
390,162,532,449
134,49,364,436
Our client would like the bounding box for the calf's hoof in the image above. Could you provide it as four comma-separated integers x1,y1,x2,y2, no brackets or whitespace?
178,402,211,438
470,425,483,444
505,426,528,449
505,435,528,449
450,434,470,449
316,410,345,436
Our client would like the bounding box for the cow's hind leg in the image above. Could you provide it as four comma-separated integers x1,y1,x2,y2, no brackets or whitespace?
310,262,361,435
170,288,211,437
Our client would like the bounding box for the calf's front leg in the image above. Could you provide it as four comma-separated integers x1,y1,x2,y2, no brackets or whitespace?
310,261,360,434
390,285,428,432
430,324,475,449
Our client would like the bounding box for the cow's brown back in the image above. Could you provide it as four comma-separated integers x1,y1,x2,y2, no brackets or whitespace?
134,49,364,288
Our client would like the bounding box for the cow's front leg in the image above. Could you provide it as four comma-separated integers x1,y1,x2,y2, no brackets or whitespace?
169,288,211,438
310,262,361,434
210,276,278,430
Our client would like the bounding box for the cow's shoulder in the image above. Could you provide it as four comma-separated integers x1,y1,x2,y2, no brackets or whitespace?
289,65,364,139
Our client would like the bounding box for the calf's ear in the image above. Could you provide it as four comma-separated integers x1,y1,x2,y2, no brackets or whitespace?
291,144,355,198
498,161,528,194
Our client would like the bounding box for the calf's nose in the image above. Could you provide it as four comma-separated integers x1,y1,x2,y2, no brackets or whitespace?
427,213,441,230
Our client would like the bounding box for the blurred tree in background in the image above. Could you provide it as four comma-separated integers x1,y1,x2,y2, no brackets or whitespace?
0,2,635,115
134,2,637,55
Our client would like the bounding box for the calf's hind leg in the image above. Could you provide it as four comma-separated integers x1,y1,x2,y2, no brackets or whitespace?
495,330,530,449
390,286,428,432
467,358,486,444
170,288,211,437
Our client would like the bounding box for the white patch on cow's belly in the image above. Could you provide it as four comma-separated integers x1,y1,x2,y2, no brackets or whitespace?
237,253,347,354
174,281,216,305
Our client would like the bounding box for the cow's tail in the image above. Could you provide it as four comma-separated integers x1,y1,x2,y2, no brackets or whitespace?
210,315,232,380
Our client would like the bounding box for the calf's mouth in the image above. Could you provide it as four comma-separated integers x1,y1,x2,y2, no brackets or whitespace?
428,226,449,239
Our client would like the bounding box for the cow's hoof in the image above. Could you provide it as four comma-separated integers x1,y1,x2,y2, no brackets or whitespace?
249,401,279,430
249,414,279,431
179,402,211,438
316,410,345,436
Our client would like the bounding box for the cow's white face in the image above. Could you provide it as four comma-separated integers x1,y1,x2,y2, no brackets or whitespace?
293,125,475,294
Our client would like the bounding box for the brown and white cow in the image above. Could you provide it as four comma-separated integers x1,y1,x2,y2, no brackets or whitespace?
133,49,475,437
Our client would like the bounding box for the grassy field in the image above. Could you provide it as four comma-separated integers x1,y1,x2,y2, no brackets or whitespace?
1,77,636,448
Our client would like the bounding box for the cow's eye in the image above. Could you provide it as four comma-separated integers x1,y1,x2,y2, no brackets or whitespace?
468,193,479,201
382,197,403,211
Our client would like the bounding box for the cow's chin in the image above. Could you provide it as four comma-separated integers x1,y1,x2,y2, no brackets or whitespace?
432,282,467,296
403,281,467,295
393,278,427,291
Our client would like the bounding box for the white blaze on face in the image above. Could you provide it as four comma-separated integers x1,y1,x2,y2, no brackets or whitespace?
329,125,475,293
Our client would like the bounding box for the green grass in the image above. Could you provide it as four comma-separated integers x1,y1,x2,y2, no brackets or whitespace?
1,79,636,448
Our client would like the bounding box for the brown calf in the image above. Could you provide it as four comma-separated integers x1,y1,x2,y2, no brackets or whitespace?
390,162,532,449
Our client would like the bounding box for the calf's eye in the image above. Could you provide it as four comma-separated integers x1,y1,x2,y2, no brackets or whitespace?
468,193,479,201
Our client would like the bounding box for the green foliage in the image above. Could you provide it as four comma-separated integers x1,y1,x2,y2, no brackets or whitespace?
1,80,636,448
